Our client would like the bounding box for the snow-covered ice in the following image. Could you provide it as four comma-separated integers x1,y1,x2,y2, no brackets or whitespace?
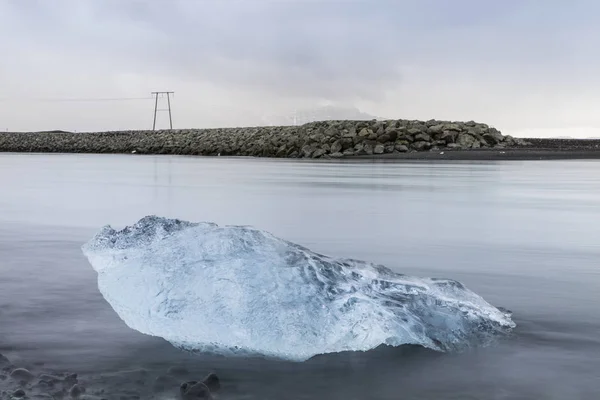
82,216,515,361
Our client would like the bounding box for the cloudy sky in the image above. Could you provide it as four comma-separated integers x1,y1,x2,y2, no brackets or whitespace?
1,0,599,137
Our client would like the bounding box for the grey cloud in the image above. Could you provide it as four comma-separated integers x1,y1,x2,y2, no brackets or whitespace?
2,0,600,134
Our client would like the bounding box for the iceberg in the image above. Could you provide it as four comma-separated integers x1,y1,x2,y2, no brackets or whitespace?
81,216,515,362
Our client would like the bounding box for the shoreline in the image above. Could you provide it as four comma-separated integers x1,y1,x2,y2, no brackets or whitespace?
1,142,599,161
0,119,598,161
346,146,600,161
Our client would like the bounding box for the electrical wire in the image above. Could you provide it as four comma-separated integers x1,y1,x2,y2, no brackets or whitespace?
0,97,155,103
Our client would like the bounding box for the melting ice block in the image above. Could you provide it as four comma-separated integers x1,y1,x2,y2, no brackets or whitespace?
82,216,515,361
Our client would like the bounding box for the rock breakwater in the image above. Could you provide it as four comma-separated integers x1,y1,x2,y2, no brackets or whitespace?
0,119,527,158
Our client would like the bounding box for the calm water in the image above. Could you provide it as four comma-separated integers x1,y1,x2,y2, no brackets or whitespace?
1,154,599,399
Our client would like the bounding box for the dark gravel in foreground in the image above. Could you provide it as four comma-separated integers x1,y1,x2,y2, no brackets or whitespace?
348,139,600,161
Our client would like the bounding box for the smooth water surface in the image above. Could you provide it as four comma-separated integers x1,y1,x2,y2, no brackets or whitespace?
1,154,599,399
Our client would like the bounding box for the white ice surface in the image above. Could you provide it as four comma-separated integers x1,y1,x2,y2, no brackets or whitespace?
82,216,515,361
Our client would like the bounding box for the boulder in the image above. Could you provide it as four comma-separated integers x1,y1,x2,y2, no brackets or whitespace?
456,133,476,148
373,144,385,154
412,141,432,151
414,133,432,142
330,140,343,154
10,368,34,381
483,128,504,145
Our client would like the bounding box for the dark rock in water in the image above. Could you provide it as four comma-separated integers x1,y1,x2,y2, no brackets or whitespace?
180,381,212,399
201,373,220,392
69,383,85,397
0,353,9,366
179,373,220,399
32,379,54,391
167,366,189,376
12,388,26,398
38,373,63,383
10,368,34,381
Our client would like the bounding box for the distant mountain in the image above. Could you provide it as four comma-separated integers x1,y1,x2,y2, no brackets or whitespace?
261,106,383,126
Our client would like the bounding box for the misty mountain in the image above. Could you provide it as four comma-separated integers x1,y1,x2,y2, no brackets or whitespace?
261,105,383,126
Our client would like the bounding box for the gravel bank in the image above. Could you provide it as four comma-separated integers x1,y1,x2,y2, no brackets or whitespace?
2,120,597,160
0,119,527,158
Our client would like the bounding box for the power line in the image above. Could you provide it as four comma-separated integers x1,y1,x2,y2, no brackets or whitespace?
0,96,154,103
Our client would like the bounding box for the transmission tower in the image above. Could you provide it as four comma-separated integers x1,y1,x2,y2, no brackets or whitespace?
151,91,174,130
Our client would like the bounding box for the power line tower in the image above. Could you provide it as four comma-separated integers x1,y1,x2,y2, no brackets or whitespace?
151,91,174,130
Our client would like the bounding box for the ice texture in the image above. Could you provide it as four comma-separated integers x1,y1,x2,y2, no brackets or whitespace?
81,216,516,361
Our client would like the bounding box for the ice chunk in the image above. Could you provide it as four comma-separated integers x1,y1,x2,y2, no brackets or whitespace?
81,216,515,362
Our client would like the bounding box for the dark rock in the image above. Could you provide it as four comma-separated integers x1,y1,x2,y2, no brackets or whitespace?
342,127,357,138
441,131,458,143
377,133,391,143
340,138,353,150
180,381,212,400
503,135,516,145
395,144,409,153
414,133,431,142
456,133,476,148
427,124,445,134
411,141,432,151
312,148,326,158
483,129,503,144
201,373,220,393
444,123,462,132
330,140,343,154
358,128,371,137
13,389,26,398
0,353,9,366
300,145,313,158
386,129,398,142
10,368,34,381
70,383,85,397
467,126,485,136
38,374,63,383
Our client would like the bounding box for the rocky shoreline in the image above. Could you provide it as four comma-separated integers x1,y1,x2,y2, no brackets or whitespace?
1,119,598,160
0,351,221,400
0,119,529,158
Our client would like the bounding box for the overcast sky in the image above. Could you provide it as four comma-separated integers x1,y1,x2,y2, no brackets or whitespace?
1,0,599,137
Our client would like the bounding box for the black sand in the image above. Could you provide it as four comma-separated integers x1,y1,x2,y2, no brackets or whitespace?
348,139,600,161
